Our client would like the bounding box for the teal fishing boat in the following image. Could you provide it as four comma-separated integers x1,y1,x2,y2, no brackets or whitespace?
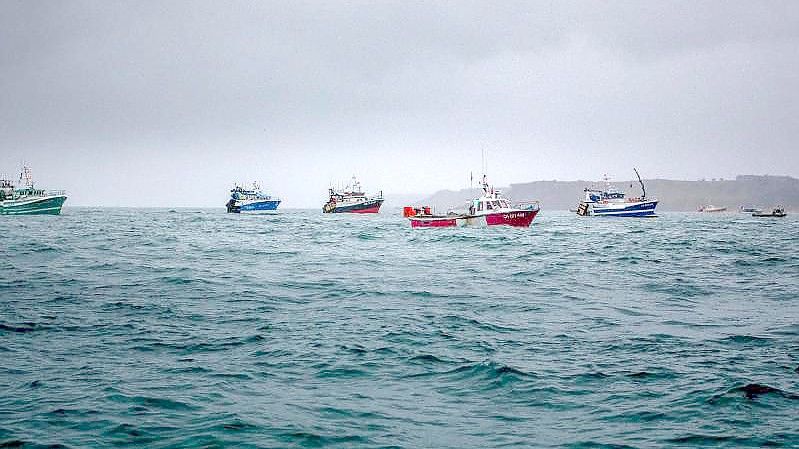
0,167,67,215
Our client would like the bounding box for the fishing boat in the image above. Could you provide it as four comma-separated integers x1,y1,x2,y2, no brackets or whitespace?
739,205,761,213
225,182,280,213
0,167,67,215
323,176,383,214
407,175,539,228
576,169,657,217
698,205,727,213
752,206,786,217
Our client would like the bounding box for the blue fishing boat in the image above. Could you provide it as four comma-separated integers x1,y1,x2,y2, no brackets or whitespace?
0,167,67,215
577,169,658,217
225,182,280,213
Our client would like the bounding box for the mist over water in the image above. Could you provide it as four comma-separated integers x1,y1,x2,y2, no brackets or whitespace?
1,209,798,448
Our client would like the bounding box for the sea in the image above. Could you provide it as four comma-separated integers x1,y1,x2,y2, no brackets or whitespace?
1,208,797,448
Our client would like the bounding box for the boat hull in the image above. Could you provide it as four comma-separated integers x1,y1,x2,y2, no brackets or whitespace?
579,200,658,217
324,199,383,214
0,195,67,215
410,217,458,228
410,209,538,228
231,199,281,213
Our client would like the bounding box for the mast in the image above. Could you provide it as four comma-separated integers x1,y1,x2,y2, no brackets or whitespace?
19,166,33,188
633,168,646,199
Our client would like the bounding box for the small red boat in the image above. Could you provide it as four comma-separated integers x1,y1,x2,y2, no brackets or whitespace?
407,175,540,228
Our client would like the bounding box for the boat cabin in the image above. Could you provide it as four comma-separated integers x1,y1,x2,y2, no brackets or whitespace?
584,187,627,203
468,176,515,215
230,183,273,201
474,197,511,212
327,176,381,204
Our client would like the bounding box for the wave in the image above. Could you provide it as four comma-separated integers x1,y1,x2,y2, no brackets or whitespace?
316,367,370,378
719,335,772,345
159,360,212,374
275,431,369,447
407,354,460,365
667,434,748,444
0,441,69,449
405,360,536,388
569,441,639,449
315,406,391,421
106,393,200,411
0,322,44,333
439,314,517,333
733,383,799,400
642,281,710,298
102,423,153,440
708,383,799,403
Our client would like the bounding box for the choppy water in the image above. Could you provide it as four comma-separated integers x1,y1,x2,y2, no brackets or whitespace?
1,208,798,448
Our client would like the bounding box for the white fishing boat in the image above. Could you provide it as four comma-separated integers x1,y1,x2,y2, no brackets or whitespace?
0,167,67,215
739,205,761,213
698,205,727,213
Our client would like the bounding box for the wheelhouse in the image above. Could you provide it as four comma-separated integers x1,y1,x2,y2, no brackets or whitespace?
475,198,511,212
602,188,625,201
230,182,276,201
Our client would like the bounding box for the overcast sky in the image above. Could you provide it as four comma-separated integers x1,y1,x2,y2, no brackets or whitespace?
1,1,798,207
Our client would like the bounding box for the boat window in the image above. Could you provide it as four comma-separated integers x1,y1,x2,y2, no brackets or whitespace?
478,202,483,211
486,202,493,210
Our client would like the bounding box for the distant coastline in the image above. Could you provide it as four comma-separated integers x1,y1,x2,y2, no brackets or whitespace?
422,175,799,212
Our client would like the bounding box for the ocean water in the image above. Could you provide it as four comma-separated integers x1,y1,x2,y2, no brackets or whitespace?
1,208,798,448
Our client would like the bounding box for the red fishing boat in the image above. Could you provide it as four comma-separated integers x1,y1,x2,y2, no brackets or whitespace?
323,176,383,214
407,175,539,228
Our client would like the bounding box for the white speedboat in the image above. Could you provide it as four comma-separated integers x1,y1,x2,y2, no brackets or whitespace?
698,205,727,212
